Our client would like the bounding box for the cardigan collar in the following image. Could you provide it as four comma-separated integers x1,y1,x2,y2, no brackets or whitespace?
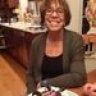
38,29,70,74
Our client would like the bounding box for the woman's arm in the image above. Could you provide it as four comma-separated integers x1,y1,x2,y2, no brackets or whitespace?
27,42,37,94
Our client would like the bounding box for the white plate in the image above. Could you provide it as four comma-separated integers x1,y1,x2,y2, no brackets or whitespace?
61,90,79,96
28,87,79,96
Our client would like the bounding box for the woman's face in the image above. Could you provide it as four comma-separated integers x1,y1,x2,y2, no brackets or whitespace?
45,1,65,32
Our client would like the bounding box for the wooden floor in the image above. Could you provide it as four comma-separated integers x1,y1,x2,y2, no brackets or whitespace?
0,50,26,96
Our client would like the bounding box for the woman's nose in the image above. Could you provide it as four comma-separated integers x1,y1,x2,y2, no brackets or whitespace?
51,11,58,17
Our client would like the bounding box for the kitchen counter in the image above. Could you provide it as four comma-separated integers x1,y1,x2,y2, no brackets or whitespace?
0,22,46,33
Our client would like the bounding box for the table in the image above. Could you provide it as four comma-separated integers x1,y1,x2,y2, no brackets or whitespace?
70,69,96,96
88,34,96,43
82,34,96,44
82,34,96,52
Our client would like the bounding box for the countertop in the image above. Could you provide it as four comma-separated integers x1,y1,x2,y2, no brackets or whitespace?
0,22,47,34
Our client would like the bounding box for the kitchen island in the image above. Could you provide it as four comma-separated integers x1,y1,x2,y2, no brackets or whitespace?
0,22,46,69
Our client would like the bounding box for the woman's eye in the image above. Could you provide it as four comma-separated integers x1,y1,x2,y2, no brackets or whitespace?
57,9,63,13
47,9,52,13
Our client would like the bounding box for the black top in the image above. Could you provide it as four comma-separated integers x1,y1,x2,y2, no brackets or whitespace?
41,54,63,80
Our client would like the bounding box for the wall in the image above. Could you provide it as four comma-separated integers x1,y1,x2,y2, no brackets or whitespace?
18,0,83,34
66,0,83,34
85,58,96,73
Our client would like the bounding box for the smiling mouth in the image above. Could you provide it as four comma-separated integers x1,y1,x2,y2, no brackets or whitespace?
48,18,61,23
49,20,61,24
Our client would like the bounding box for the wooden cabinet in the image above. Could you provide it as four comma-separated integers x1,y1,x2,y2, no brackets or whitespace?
0,0,19,9
3,27,41,69
0,0,19,22
4,28,27,68
7,0,19,8
0,26,6,49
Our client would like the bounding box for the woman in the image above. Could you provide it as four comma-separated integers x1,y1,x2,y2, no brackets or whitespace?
27,0,87,94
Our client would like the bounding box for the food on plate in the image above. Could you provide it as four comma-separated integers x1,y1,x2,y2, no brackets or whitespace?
32,87,61,96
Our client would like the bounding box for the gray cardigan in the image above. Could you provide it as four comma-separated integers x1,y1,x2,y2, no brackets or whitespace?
27,29,87,93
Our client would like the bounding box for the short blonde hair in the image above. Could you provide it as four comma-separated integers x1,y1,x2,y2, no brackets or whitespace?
40,0,71,26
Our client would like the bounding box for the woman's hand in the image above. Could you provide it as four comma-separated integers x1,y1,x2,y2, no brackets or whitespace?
37,82,41,89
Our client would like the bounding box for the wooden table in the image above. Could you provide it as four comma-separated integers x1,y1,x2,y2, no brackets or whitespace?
82,34,96,44
88,34,96,43
82,34,96,51
70,69,96,96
